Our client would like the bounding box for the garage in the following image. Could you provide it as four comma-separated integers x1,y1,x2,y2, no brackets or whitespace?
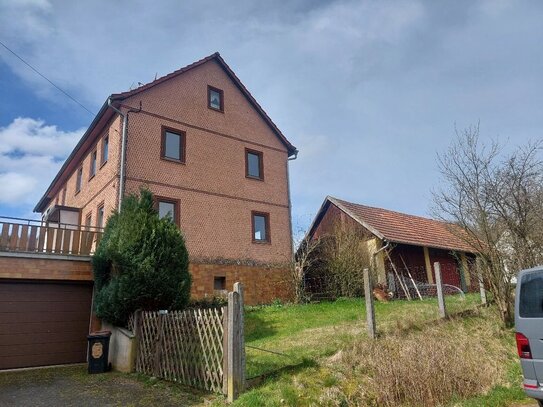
0,280,93,370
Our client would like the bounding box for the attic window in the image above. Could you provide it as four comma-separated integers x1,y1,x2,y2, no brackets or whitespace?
208,86,223,112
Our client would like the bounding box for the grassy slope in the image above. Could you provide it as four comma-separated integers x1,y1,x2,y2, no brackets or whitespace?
218,294,531,406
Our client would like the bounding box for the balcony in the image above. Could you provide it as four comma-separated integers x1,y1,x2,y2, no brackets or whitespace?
0,216,103,256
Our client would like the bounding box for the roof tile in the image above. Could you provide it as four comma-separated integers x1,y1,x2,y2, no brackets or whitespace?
331,197,477,253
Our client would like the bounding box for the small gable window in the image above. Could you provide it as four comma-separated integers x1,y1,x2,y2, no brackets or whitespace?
246,149,263,180
161,127,186,163
208,86,224,112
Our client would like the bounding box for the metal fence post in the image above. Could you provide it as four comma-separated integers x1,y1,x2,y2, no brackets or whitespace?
434,262,447,319
363,268,376,339
227,282,245,402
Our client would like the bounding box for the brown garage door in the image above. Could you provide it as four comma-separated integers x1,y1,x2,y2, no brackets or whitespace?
0,280,93,370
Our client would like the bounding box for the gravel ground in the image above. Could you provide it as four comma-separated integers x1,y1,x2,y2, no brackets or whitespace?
0,364,216,407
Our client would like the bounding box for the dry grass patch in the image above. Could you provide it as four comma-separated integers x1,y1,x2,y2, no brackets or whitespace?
321,309,509,406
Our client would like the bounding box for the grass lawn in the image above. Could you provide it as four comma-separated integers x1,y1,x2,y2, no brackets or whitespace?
212,293,532,406
244,293,480,378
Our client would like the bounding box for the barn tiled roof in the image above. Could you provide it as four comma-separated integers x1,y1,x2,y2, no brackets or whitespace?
328,197,477,254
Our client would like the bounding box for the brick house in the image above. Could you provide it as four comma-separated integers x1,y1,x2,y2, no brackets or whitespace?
306,196,478,296
33,52,298,305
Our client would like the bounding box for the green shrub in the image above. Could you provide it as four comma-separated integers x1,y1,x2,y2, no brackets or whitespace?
92,189,191,326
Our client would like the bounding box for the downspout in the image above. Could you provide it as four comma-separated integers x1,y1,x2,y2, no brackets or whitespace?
372,239,390,281
287,150,299,263
107,98,141,211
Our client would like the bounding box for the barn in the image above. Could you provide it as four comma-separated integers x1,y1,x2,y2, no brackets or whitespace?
306,196,478,297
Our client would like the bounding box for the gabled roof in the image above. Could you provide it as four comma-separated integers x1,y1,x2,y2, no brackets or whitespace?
34,52,297,212
309,196,477,254
110,52,297,155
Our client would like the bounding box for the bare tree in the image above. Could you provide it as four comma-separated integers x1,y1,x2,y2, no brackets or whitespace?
293,231,322,303
433,125,543,325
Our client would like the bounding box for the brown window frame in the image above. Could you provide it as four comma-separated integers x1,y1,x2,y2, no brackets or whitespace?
207,85,224,112
75,167,83,195
96,202,105,229
245,148,264,181
160,126,186,164
89,149,97,180
100,135,109,168
154,196,180,226
251,211,271,244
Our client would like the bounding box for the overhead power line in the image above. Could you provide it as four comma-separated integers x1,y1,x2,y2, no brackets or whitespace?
0,39,95,116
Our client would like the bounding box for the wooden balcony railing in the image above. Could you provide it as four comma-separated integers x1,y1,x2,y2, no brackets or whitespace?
0,216,103,256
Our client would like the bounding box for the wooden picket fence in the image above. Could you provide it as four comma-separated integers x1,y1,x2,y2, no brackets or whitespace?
132,283,245,401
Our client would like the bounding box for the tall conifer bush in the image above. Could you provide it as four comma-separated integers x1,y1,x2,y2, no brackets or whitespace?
92,189,191,326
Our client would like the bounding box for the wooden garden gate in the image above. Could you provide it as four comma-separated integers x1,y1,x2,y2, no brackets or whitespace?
132,283,245,401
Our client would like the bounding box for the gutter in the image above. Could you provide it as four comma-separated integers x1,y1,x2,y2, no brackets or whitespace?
107,98,141,210
286,150,298,261
33,100,111,213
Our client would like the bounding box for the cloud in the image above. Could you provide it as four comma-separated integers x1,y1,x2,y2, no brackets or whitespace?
0,117,83,206
0,117,84,157
2,0,543,229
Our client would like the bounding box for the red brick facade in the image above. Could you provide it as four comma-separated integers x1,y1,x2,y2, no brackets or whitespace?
34,54,296,304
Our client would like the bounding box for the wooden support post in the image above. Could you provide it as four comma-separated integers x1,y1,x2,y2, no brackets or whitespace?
227,283,245,402
363,268,376,339
434,262,447,319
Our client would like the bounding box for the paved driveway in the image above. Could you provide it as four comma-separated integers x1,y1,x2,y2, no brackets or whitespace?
0,365,215,406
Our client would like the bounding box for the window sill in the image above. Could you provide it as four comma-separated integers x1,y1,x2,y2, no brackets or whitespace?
252,239,271,245
208,106,224,114
100,160,108,169
75,189,81,196
88,174,96,182
246,175,264,182
160,157,186,165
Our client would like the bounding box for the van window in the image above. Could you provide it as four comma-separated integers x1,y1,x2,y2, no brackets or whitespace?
519,273,543,318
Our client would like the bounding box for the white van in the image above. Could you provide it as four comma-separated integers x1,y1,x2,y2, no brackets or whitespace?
515,266,543,405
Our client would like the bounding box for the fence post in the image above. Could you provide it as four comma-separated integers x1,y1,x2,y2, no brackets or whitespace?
363,268,376,339
133,309,142,370
227,283,245,402
233,282,246,391
222,305,229,395
434,262,447,319
478,271,487,305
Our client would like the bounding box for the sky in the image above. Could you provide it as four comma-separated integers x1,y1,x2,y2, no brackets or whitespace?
1,0,542,230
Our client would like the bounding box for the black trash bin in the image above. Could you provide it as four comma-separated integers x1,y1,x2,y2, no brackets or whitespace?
87,330,111,374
